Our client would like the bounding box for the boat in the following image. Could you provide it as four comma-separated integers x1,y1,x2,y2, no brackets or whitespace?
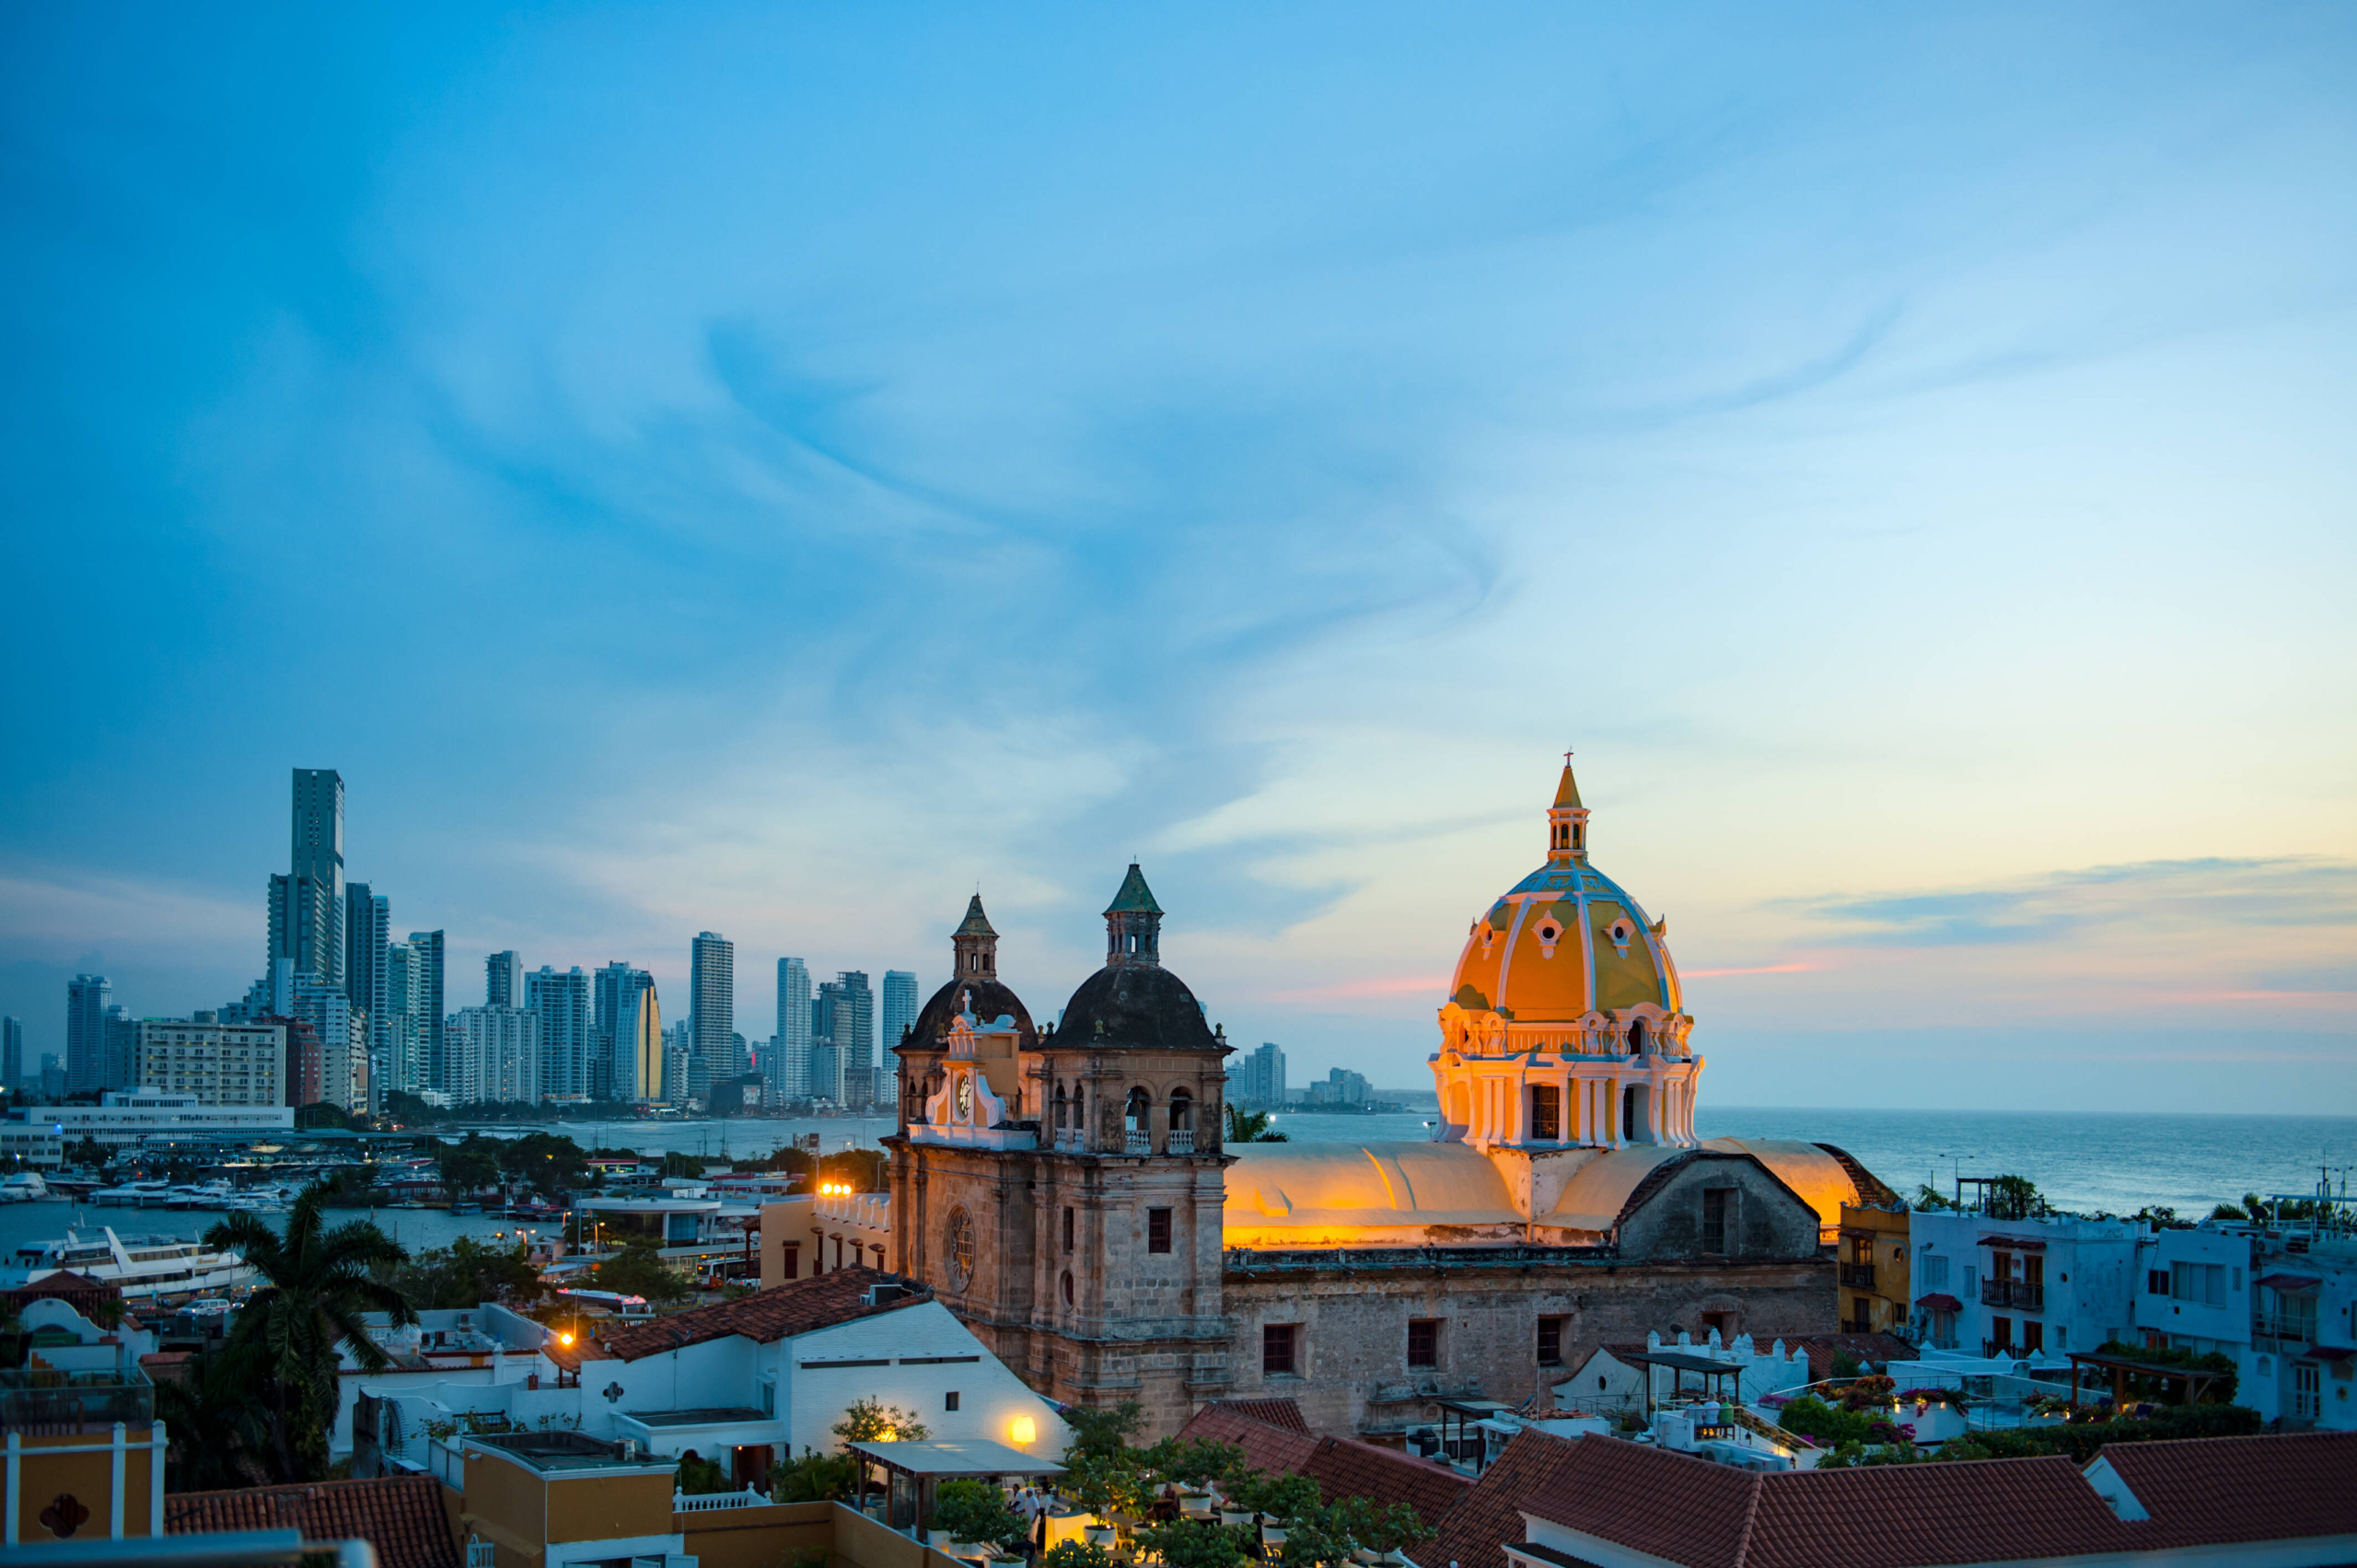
164,1180,238,1209
448,1201,482,1215
91,1179,172,1208
7,1226,257,1300
0,1173,47,1203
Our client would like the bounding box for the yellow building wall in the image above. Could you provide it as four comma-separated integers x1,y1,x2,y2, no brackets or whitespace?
551,1470,675,1543
679,1498,834,1568
8,1433,158,1544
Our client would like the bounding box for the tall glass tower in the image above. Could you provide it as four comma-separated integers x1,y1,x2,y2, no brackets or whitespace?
775,958,811,1098
689,932,734,1104
269,769,345,988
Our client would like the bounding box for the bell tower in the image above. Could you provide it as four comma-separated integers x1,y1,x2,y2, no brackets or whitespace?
1547,752,1591,865
952,894,999,981
1103,863,1162,964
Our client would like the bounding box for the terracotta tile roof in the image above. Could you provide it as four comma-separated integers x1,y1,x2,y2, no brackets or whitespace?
1794,1332,1919,1381
598,1267,927,1363
1178,1402,1322,1475
1302,1436,1469,1527
1429,1428,1587,1568
167,1475,459,1568
1499,1430,2357,1568
2097,1430,2357,1551
1211,1397,1311,1434
1177,1405,1469,1528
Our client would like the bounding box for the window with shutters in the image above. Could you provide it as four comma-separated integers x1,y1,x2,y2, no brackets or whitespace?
1407,1318,1441,1368
1148,1208,1172,1254
1263,1323,1297,1377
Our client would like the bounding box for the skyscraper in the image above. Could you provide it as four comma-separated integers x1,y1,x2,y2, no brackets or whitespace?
385,940,424,1094
527,966,591,1102
1,1016,20,1090
663,1021,691,1109
688,932,734,1104
774,958,811,1099
823,970,875,1106
1237,1040,1286,1109
346,884,391,1072
449,1005,537,1106
268,769,345,989
65,974,111,1093
101,1004,140,1091
593,963,656,1102
881,969,918,1087
407,931,445,1091
485,951,522,1007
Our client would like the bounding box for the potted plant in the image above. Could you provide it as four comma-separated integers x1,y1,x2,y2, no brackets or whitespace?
927,1479,1028,1557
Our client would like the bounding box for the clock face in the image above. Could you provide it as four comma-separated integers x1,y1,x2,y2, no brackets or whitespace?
958,1076,974,1119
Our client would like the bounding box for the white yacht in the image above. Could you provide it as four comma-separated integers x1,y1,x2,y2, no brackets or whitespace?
91,1179,171,1208
0,1173,47,1203
9,1226,257,1299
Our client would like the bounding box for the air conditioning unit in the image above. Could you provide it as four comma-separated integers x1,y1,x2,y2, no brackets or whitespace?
864,1283,911,1307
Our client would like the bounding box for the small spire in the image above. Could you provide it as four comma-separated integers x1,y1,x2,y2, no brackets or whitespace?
955,895,997,938
1103,863,1164,966
951,894,999,981
1553,751,1584,809
1547,753,1592,865
1103,863,1163,916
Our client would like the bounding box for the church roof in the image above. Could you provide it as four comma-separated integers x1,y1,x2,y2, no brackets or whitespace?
1055,961,1216,1051
1223,1141,1523,1241
954,895,997,938
1552,759,1584,809
911,977,1038,1052
1103,862,1163,915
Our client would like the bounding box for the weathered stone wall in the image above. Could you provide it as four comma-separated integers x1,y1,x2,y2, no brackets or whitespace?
1618,1153,1824,1260
1220,1249,1835,1438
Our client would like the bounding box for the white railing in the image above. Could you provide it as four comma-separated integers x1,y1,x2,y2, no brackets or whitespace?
1124,1132,1153,1156
1167,1129,1195,1155
675,1487,772,1513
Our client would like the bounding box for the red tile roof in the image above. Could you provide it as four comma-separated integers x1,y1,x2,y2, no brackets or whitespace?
1496,1429,2357,1568
1211,1397,1312,1434
1429,1429,1586,1568
598,1267,927,1362
167,1475,459,1568
1177,1405,1469,1528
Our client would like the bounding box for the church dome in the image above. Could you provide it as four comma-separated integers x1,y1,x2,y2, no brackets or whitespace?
1052,864,1222,1051
907,894,1040,1051
1446,759,1684,1032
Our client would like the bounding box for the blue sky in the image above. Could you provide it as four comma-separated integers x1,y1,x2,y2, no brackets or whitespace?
4,5,2353,1110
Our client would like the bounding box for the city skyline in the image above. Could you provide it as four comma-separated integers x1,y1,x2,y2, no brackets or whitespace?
3,10,2352,1111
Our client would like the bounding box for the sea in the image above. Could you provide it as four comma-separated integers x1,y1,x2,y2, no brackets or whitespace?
2,1108,2351,1260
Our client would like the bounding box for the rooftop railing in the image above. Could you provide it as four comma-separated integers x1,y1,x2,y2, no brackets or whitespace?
0,1367,154,1433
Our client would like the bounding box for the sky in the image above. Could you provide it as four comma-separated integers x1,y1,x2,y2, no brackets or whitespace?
3,5,2353,1112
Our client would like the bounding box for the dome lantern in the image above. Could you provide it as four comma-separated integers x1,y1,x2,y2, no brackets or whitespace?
1103,863,1164,967
1547,751,1590,865
953,894,999,981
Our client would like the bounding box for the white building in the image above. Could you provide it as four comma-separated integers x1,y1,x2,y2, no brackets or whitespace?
2138,1221,2357,1432
449,1005,538,1106
134,1014,284,1108
0,1122,64,1169
1910,1206,2147,1359
354,1271,1069,1485
22,1087,294,1153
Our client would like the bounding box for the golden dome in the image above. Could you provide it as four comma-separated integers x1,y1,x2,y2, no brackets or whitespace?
1446,759,1683,1039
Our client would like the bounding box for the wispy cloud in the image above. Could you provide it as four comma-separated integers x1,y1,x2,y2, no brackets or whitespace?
1796,858,2357,947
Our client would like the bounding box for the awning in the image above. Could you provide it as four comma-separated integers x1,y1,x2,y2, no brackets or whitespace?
1916,1294,1963,1312
2305,1346,2354,1364
2257,1273,2322,1293
1979,1236,2046,1250
846,1439,1064,1479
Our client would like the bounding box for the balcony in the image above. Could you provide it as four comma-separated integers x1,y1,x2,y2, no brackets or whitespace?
1054,1128,1083,1153
1980,1279,2044,1311
2255,1312,2319,1346
1840,1263,1878,1290
1123,1131,1153,1156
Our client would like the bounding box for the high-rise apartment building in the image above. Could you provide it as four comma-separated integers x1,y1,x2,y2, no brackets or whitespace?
663,1022,692,1109
269,769,346,990
1,1016,20,1090
592,963,656,1102
881,970,917,1086
486,951,522,1008
449,1005,538,1107
1235,1040,1286,1109
101,1005,140,1092
345,884,391,1054
820,971,875,1106
65,974,111,1093
774,958,811,1098
385,941,424,1094
38,1055,65,1099
282,975,355,1109
136,1013,286,1107
527,966,591,1102
407,931,445,1091
688,932,734,1104
807,1041,842,1105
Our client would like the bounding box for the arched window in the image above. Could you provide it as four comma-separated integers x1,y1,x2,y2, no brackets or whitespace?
1125,1086,1153,1132
1052,1083,1067,1129
1628,1018,1648,1054
1168,1088,1193,1131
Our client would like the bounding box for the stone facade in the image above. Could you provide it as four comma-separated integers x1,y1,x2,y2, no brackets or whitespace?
1221,1249,1832,1436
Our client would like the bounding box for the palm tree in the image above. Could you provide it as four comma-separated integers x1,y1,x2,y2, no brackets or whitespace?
203,1179,418,1481
1225,1104,1287,1144
153,1346,273,1491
